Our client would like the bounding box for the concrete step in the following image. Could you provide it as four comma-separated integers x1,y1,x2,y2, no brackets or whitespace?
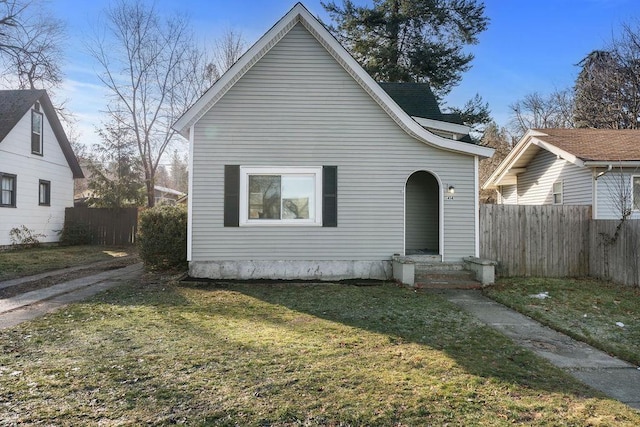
415,262,466,273
404,254,442,263
415,280,482,290
415,269,481,289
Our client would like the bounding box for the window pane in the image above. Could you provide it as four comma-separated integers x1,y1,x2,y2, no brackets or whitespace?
1,176,10,191
634,177,640,210
32,111,42,134
1,176,13,205
249,175,281,219
281,176,314,219
39,181,50,205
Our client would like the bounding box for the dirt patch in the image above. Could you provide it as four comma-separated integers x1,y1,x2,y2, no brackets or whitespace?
0,256,139,299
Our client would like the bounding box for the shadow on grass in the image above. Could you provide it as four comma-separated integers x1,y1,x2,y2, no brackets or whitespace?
176,279,603,400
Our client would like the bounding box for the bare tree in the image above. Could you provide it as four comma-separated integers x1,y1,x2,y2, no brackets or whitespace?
478,122,513,203
207,28,246,81
508,89,575,139
88,0,209,207
596,165,640,280
0,0,65,90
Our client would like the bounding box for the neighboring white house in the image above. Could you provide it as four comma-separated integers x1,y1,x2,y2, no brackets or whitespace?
483,128,640,219
154,185,186,206
174,3,494,280
0,90,84,246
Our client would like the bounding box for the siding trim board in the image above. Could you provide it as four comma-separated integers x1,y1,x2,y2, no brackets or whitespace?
187,125,194,261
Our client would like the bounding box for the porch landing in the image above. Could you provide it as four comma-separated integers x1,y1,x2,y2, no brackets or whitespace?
392,255,495,289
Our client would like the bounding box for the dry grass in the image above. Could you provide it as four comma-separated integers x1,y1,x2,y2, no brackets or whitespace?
0,277,638,425
0,245,135,281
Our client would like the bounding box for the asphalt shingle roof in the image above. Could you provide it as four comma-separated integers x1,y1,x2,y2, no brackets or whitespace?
378,82,444,121
533,128,640,162
0,89,46,142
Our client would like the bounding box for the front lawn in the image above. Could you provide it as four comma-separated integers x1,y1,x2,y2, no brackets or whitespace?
0,278,637,425
0,245,134,281
484,277,640,366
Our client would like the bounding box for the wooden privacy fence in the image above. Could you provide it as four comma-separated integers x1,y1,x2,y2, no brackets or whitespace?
589,220,640,286
480,204,592,278
480,204,640,286
64,207,139,246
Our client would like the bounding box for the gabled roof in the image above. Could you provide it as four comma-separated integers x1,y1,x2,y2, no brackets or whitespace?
0,89,84,178
154,185,186,196
482,128,640,189
174,2,493,158
531,128,640,162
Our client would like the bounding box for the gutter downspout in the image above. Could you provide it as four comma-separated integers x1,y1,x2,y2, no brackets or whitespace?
593,164,613,220
595,164,613,180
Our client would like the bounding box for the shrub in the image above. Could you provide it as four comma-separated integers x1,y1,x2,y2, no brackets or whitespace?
137,205,187,270
9,225,46,248
59,222,93,246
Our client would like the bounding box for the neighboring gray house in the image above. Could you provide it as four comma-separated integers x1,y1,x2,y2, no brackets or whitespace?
0,90,83,246
174,3,494,280
483,128,640,219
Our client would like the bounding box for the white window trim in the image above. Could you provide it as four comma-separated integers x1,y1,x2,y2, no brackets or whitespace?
552,180,563,205
239,166,323,226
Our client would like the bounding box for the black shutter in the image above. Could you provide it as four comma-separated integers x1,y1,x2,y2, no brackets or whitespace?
323,166,337,227
224,165,240,227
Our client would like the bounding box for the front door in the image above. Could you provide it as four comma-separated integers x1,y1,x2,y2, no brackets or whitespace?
405,171,440,255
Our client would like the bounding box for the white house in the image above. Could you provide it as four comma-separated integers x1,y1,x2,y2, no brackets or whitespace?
0,90,84,246
174,3,494,280
483,128,640,219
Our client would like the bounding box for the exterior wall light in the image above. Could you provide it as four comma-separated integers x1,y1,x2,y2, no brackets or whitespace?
448,185,455,194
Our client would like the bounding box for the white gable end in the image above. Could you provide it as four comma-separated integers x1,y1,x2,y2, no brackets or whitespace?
0,104,74,246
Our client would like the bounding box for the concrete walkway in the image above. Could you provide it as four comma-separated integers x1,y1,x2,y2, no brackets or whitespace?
431,289,640,410
0,263,143,330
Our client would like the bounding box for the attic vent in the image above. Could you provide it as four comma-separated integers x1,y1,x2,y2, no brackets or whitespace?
34,101,40,112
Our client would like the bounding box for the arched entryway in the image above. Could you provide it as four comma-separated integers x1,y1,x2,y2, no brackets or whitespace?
405,171,440,255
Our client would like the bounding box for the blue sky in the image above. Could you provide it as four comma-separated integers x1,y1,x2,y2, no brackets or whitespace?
50,0,638,150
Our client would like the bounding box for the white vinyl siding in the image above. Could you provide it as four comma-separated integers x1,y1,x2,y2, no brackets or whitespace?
498,184,517,204
190,23,477,262
517,150,592,205
0,103,74,245
595,168,640,219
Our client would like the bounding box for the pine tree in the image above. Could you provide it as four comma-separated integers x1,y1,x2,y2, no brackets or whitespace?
322,0,488,99
87,122,145,208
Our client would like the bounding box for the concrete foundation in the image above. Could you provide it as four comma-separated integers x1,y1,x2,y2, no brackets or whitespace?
189,260,392,281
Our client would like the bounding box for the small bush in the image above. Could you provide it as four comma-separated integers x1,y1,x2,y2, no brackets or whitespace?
137,205,187,270
59,222,93,246
9,225,46,248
